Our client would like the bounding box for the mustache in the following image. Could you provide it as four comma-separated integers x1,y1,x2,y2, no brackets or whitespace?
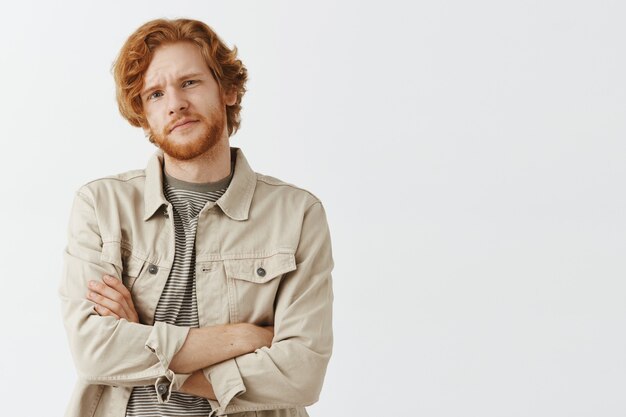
164,113,206,135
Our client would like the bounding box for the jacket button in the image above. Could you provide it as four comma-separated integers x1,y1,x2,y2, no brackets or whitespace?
256,267,266,277
157,382,169,395
148,264,159,274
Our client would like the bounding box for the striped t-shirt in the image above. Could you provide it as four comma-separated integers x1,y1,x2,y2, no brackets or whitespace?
125,160,235,417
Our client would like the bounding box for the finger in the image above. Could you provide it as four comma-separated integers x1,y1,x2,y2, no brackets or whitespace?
90,278,139,323
89,280,134,319
87,289,128,320
103,275,137,309
94,304,121,320
102,276,138,321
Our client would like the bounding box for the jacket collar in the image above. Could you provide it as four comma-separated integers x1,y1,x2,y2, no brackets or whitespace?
143,146,256,221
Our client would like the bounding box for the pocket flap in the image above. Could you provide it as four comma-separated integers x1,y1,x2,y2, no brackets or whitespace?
100,242,145,277
225,252,296,283
123,255,146,278
100,242,123,269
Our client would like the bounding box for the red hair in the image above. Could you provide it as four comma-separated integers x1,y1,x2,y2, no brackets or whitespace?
112,18,247,137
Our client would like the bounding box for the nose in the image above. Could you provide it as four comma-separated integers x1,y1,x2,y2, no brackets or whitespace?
167,89,188,115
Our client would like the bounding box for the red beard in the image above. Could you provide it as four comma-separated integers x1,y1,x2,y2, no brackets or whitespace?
150,104,226,161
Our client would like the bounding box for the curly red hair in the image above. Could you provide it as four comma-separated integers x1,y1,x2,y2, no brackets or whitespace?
112,18,247,137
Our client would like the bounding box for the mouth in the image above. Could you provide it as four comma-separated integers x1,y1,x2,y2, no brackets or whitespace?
170,120,199,133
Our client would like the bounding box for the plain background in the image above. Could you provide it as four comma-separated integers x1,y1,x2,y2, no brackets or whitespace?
1,0,625,416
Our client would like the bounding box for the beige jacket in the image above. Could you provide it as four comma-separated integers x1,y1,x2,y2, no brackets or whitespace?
58,147,334,417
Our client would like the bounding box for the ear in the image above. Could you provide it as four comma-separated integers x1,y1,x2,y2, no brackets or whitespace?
223,88,237,107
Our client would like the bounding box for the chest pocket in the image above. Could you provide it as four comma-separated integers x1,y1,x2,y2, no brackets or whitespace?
121,253,147,292
100,242,147,293
100,241,165,324
224,252,297,324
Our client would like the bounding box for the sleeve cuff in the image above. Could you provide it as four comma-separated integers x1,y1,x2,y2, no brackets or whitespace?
154,372,192,403
144,321,192,404
203,358,246,414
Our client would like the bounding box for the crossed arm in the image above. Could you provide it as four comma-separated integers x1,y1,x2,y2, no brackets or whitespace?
63,190,333,413
86,275,273,400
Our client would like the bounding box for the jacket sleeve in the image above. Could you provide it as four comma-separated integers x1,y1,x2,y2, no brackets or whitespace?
202,201,334,415
58,188,192,403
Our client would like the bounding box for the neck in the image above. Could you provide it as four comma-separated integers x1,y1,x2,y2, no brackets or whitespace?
163,138,231,183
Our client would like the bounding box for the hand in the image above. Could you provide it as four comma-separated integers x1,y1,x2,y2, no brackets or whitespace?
86,275,140,323
178,370,217,400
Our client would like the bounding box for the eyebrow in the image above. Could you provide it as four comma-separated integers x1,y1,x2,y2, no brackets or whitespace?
141,72,206,98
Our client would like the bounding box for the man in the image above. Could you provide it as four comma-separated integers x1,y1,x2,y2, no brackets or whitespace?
58,18,334,417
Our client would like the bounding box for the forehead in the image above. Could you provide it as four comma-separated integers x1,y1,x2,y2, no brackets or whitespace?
143,41,212,84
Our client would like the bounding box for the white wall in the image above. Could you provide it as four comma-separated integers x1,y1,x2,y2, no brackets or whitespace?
1,1,624,416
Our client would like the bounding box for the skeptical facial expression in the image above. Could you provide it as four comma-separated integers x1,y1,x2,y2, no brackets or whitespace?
140,41,235,160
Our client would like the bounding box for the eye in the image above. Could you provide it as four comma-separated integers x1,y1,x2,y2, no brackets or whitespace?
147,91,163,101
182,80,198,87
